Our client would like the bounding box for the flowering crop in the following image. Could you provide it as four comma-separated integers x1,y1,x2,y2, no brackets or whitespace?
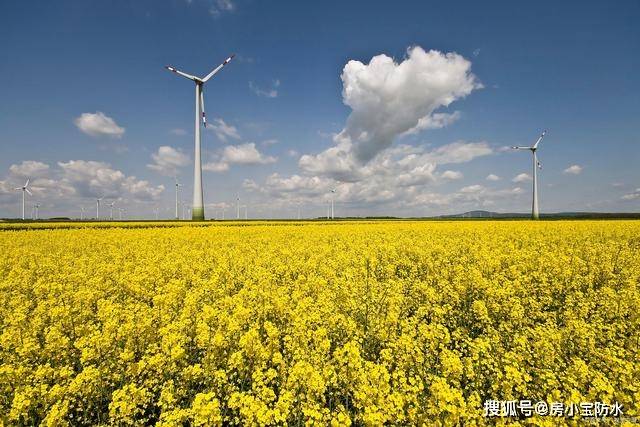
0,220,639,425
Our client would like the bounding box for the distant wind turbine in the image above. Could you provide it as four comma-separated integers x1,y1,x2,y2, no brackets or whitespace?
32,203,40,220
96,197,103,220
108,201,116,220
80,206,85,220
14,179,32,220
236,194,240,220
118,207,125,220
174,177,182,220
512,130,547,219
330,189,336,219
165,54,235,220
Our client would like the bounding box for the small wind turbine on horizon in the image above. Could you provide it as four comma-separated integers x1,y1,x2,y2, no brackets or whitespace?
14,179,32,220
165,54,235,221
174,177,182,220
80,206,85,220
512,130,547,219
33,203,40,220
108,201,116,220
96,197,103,220
330,189,336,219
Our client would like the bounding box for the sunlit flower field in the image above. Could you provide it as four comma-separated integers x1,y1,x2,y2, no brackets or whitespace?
1,220,638,426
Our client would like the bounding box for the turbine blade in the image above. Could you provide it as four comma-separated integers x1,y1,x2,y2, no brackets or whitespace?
25,178,30,187
532,130,547,149
537,160,542,169
25,188,32,196
165,66,198,81
511,146,532,150
200,88,207,127
202,54,235,83
14,187,21,190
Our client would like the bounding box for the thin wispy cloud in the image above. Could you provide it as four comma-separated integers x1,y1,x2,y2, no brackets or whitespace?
249,80,280,98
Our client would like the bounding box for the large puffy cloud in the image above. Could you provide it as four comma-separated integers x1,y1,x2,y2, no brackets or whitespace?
204,143,277,172
245,141,501,212
59,160,164,200
147,146,190,176
8,161,50,178
299,46,481,178
74,112,125,138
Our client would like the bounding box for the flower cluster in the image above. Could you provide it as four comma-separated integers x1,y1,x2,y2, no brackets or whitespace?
0,220,638,425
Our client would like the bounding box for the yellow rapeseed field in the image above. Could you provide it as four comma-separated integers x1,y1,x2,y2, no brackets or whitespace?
0,220,638,426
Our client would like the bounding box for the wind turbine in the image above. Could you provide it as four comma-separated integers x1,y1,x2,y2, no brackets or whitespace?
14,179,32,220
96,197,103,220
32,203,40,220
236,194,240,220
80,206,85,220
512,130,547,219
118,207,125,220
165,54,235,221
174,177,182,220
330,189,336,219
108,201,116,220
153,207,160,220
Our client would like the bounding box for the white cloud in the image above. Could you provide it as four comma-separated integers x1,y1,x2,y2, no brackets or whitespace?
59,160,164,200
147,146,190,177
221,143,276,165
460,184,484,193
425,141,492,164
287,149,299,158
513,173,532,183
8,161,50,178
209,118,240,142
74,112,125,138
261,139,279,146
298,46,481,178
170,128,188,136
486,174,501,181
402,111,461,136
209,0,234,16
563,164,583,175
204,143,277,172
621,189,640,201
249,80,280,98
202,162,229,173
441,170,463,180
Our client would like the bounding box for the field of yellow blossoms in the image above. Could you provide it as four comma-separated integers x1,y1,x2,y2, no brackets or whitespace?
0,220,639,426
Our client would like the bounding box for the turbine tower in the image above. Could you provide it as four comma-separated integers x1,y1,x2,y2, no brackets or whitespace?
80,206,85,220
96,197,103,220
165,54,235,221
236,194,240,220
33,203,40,220
174,177,182,220
14,179,32,220
512,130,547,219
108,201,116,220
330,189,336,219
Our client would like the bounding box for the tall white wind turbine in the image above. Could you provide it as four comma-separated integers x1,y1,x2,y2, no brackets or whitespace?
14,179,32,220
165,54,235,221
80,206,85,220
512,130,547,219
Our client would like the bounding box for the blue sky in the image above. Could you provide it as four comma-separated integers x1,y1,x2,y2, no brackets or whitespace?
1,0,638,219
